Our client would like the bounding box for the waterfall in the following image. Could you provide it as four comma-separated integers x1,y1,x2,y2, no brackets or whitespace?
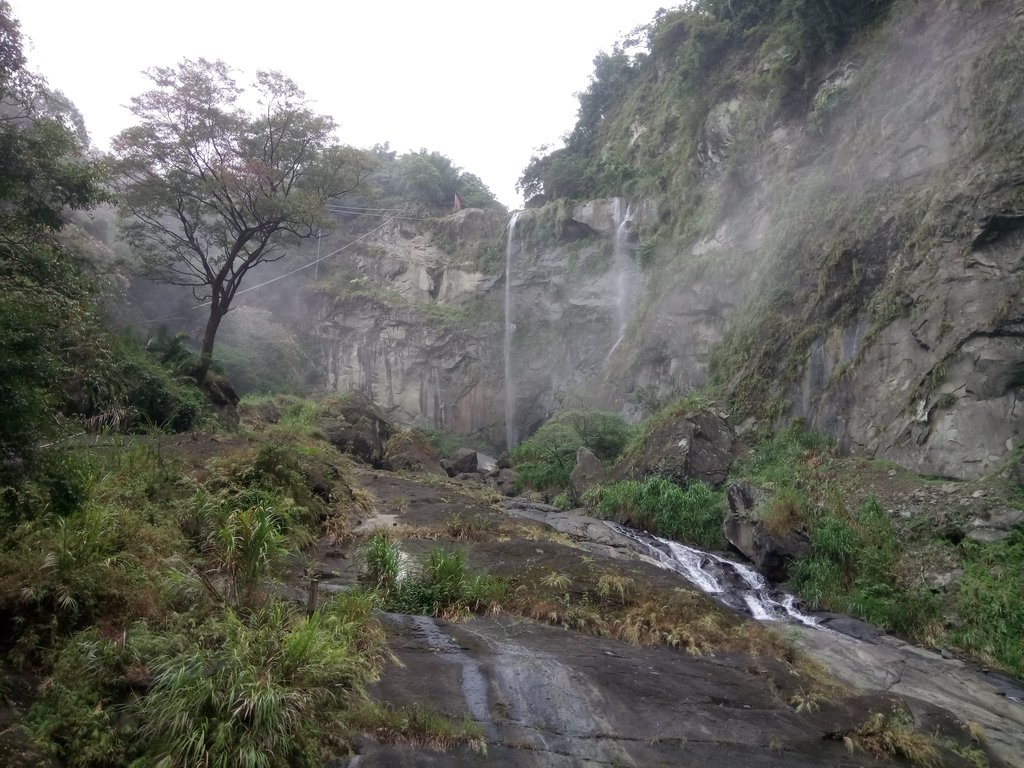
504,211,520,450
608,522,820,627
607,198,634,360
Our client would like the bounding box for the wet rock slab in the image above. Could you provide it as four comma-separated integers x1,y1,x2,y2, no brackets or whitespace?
792,625,1024,768
343,614,906,767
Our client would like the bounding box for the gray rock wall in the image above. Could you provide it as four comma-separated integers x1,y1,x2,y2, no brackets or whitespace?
303,1,1023,477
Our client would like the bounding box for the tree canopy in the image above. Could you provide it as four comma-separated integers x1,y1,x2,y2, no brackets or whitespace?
0,0,105,478
112,58,374,383
366,146,500,210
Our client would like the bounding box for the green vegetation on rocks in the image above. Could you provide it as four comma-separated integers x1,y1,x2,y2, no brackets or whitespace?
585,476,727,550
734,423,1024,675
518,0,897,207
510,409,632,494
362,533,505,619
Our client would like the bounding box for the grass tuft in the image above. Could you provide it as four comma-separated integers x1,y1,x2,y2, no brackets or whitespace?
584,476,727,550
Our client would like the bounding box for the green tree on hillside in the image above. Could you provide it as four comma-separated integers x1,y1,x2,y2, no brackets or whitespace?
112,59,374,384
0,0,104,478
370,148,499,209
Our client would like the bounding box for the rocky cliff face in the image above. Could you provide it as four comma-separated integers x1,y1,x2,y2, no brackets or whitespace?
306,0,1024,477
309,200,650,450
310,209,505,445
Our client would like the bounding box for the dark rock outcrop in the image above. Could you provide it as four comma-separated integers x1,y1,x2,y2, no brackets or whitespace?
383,430,446,476
615,409,736,488
346,614,970,767
569,447,604,502
202,374,240,427
319,392,394,468
450,449,497,475
494,467,517,496
723,482,811,582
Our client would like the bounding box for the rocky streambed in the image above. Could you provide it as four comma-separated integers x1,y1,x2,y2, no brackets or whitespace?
316,470,1024,767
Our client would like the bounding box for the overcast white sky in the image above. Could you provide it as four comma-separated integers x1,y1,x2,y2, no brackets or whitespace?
11,1,671,208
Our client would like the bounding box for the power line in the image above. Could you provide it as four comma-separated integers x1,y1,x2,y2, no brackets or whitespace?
144,213,401,324
325,205,432,221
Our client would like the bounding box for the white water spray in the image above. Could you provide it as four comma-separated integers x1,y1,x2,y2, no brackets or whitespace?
504,212,520,450
608,522,820,627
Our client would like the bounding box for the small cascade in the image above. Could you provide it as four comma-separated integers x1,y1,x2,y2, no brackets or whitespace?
503,211,520,450
608,522,820,627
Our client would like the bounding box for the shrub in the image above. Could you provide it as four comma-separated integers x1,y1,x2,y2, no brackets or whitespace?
132,597,387,768
239,393,323,437
4,501,161,653
75,336,207,434
0,239,98,481
585,476,727,550
29,623,176,767
0,448,92,524
511,409,632,494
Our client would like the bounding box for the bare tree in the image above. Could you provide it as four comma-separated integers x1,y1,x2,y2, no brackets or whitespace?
112,58,373,383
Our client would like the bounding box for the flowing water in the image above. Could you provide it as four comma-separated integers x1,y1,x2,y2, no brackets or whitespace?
607,522,820,627
504,211,520,450
406,614,497,739
607,199,636,361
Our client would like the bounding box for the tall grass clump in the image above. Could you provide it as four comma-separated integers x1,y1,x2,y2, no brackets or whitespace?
363,541,504,618
733,421,834,488
952,527,1024,676
585,476,727,550
838,709,940,767
134,600,386,768
31,595,390,768
364,532,402,595
167,486,308,610
791,497,939,637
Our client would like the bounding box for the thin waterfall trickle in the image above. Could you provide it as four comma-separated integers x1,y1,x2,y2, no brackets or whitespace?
504,212,520,450
607,198,634,361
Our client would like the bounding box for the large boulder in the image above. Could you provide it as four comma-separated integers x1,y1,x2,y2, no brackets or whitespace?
383,430,446,477
723,482,810,582
202,374,240,427
495,467,517,497
319,391,394,467
965,506,1024,542
570,447,605,503
450,449,497,475
615,408,735,488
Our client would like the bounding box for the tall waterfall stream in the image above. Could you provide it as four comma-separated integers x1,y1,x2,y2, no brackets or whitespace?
503,211,520,450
